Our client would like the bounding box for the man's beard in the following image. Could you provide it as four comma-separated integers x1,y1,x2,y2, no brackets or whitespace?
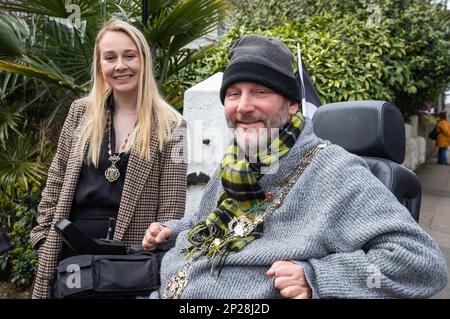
226,102,291,159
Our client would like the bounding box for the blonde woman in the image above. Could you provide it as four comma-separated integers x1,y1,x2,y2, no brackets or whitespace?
30,19,187,299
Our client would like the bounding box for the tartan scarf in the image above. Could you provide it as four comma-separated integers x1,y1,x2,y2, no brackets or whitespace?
186,111,305,273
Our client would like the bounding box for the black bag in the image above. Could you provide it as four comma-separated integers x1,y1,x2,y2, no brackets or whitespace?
49,251,163,299
429,125,438,140
0,225,13,256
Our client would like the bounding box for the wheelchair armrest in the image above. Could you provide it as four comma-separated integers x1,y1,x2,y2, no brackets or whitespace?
54,218,128,255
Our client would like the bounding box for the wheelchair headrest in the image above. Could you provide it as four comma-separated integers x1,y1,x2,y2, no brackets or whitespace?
312,100,405,163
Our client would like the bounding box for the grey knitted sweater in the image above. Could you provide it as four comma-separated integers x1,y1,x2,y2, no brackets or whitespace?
150,118,448,299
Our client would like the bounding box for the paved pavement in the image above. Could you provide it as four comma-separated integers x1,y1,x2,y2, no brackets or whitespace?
415,155,450,299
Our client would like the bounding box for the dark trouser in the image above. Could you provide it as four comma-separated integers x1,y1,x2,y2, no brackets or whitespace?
438,147,448,164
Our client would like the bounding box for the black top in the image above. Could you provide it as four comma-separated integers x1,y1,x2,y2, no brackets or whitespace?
61,96,130,259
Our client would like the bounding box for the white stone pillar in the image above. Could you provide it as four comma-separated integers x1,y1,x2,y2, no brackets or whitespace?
403,115,425,170
182,72,231,216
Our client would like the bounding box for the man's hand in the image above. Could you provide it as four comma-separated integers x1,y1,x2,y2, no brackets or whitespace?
142,222,172,250
267,261,312,299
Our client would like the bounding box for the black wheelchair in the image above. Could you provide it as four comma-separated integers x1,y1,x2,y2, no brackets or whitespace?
312,100,421,221
49,218,163,299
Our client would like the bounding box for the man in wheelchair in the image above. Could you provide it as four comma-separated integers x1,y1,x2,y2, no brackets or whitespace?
144,34,448,299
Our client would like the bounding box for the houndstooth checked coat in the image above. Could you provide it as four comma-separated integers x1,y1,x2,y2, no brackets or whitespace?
30,98,187,298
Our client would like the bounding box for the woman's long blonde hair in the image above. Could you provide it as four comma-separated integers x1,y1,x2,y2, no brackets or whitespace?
78,19,182,166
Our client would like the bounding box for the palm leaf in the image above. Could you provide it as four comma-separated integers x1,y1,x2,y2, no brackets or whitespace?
0,132,45,188
0,14,90,91
0,72,23,100
0,0,228,99
0,101,24,147
0,59,83,92
0,0,100,18
145,0,227,83
147,0,177,16
34,16,95,81
148,0,227,53
0,14,30,58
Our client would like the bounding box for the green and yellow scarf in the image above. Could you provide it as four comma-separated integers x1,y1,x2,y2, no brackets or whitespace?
186,111,305,273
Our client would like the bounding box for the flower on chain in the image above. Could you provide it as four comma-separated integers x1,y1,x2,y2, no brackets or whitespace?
265,192,274,202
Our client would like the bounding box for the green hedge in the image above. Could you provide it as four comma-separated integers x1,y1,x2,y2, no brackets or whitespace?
0,183,40,288
180,15,407,109
223,0,450,120
173,0,450,121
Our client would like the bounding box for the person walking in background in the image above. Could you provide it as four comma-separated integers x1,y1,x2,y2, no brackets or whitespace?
30,19,187,298
436,111,450,165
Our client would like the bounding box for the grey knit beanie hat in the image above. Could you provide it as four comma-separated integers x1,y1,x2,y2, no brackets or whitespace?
220,34,301,104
